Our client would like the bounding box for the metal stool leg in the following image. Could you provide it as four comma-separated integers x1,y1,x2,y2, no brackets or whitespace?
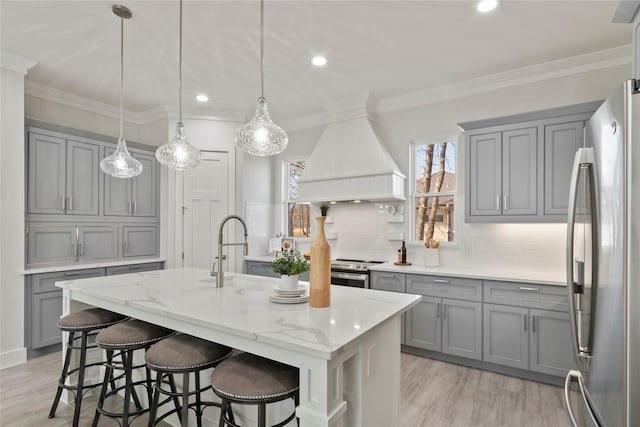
147,372,162,427
168,374,183,423
258,402,267,427
195,371,203,427
71,331,89,426
181,371,190,426
92,349,114,427
49,330,75,419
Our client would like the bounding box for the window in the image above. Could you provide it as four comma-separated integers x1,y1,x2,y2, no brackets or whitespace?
413,140,456,243
286,159,310,238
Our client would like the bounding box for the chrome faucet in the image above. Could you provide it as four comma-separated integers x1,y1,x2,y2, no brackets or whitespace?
211,215,248,288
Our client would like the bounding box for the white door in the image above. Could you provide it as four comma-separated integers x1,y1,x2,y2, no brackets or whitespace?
183,151,229,270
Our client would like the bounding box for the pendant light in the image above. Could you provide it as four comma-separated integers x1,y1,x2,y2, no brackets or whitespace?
100,5,143,179
235,0,288,156
156,0,202,170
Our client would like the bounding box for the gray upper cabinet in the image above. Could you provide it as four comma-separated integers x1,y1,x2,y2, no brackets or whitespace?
27,132,99,216
469,132,501,216
27,224,76,265
544,121,584,215
104,148,157,218
78,226,119,260
468,127,537,220
502,128,537,216
122,225,158,258
463,105,596,223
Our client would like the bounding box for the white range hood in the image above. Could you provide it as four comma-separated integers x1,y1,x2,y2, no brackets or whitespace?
297,97,405,203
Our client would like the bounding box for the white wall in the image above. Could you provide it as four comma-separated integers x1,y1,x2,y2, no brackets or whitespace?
0,64,28,368
265,63,631,275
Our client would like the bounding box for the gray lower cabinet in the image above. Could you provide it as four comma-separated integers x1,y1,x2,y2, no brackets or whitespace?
104,149,157,217
483,303,529,369
122,226,159,258
245,260,310,281
106,262,164,275
27,131,100,216
405,274,483,360
26,268,105,349
529,308,572,376
370,271,407,344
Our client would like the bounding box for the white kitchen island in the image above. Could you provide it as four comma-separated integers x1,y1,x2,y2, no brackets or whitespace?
57,268,420,427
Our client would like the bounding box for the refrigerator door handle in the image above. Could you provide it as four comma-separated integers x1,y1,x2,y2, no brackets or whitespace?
564,370,602,427
566,147,596,365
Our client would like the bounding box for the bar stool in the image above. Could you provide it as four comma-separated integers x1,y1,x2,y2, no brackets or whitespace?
92,319,173,427
211,352,299,427
48,308,128,427
145,333,233,426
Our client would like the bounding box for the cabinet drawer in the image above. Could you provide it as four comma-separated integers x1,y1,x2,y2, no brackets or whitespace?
106,262,164,276
369,271,406,293
483,280,568,311
406,274,482,302
30,268,106,293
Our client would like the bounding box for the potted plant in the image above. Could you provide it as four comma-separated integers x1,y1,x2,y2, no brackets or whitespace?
271,250,310,290
320,202,330,216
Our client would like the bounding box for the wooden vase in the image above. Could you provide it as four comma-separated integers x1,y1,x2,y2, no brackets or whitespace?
310,216,331,307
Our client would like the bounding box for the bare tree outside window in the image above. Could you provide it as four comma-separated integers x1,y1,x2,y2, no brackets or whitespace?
287,160,310,237
414,142,456,243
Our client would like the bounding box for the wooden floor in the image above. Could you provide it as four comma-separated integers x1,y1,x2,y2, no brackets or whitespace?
0,351,570,426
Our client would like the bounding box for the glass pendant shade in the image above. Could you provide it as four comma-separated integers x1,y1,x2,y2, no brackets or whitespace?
156,122,202,170
100,5,142,179
100,137,143,178
235,98,288,156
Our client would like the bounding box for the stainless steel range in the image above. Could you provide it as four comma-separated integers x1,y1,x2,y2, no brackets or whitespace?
330,259,384,288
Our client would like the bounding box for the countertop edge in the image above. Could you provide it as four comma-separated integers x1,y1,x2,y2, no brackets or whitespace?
22,258,167,275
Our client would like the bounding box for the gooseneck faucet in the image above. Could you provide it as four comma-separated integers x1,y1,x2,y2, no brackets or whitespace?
211,215,248,288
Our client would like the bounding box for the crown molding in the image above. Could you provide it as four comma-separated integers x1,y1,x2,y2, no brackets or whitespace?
0,51,37,75
376,45,631,114
280,112,327,132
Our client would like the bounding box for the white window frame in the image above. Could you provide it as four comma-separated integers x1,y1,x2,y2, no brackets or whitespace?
282,156,311,240
410,135,459,246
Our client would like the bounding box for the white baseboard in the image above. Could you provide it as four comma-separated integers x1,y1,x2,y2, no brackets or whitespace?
0,347,27,369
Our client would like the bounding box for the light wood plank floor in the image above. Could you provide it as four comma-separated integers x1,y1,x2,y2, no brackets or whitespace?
0,351,570,426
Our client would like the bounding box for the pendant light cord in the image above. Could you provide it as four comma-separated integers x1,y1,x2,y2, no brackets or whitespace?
119,15,124,139
179,0,183,122
260,0,265,101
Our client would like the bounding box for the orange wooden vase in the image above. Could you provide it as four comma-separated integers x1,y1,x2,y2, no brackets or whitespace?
310,216,331,307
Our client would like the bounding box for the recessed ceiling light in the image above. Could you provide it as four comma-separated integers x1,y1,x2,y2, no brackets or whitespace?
477,0,498,12
196,94,209,102
311,56,327,67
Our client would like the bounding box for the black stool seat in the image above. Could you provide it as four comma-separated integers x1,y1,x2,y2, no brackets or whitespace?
92,319,173,427
96,319,173,349
57,307,127,331
145,334,233,426
49,308,128,427
211,353,299,427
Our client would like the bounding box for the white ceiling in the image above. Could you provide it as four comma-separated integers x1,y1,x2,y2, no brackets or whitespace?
0,1,631,122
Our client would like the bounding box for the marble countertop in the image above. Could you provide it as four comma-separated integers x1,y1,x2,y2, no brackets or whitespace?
22,258,166,275
57,268,420,360
369,263,566,286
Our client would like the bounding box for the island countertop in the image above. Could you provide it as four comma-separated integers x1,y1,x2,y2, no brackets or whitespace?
58,267,419,426
57,267,420,360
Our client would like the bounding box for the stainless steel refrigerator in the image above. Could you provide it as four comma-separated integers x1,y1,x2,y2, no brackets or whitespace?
565,79,640,427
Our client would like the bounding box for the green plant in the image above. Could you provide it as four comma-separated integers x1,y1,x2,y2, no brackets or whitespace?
271,250,310,276
320,203,330,216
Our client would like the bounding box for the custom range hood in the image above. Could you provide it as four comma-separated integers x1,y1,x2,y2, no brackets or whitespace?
297,96,405,202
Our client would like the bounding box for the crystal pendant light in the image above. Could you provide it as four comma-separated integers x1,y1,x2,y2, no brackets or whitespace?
235,0,288,156
156,0,202,170
100,5,143,179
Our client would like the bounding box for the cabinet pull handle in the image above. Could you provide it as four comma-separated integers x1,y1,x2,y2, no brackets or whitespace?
437,302,441,318
63,271,85,277
496,195,500,211
72,242,78,259
532,315,536,333
78,243,84,257
67,196,73,211
124,241,129,254
132,201,137,214
127,201,132,214
443,304,447,319
504,195,508,211
380,274,395,278
519,286,540,292
60,196,65,211
433,279,449,284
524,314,528,331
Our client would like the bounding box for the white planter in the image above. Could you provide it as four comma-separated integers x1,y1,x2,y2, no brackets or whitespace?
280,274,299,290
424,249,440,267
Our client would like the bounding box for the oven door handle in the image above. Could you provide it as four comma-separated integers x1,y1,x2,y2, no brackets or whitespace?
330,271,368,281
